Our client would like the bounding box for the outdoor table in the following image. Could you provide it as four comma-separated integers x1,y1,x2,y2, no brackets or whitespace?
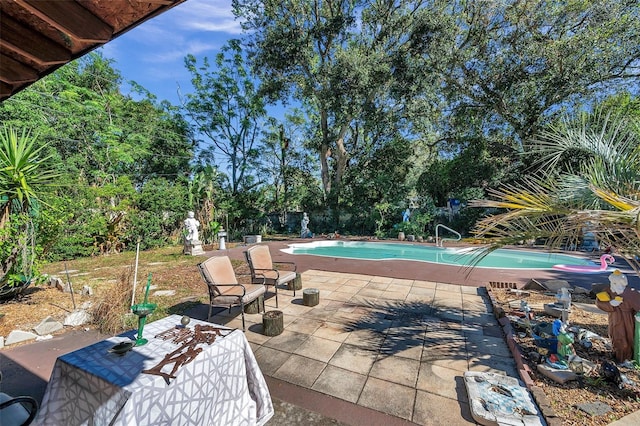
35,315,274,426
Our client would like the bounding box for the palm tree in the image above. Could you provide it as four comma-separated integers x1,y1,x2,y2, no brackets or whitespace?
0,126,59,289
469,110,640,275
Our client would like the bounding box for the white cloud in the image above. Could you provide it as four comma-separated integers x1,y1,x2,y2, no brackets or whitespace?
173,0,244,34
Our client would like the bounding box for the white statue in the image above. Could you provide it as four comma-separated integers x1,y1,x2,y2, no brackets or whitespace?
300,212,312,238
184,211,200,242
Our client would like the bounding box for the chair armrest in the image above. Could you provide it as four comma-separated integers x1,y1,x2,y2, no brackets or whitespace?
0,395,38,426
274,261,297,272
237,273,266,285
208,282,249,296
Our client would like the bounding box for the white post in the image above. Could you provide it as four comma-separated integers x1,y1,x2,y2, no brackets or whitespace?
131,241,140,308
218,228,227,250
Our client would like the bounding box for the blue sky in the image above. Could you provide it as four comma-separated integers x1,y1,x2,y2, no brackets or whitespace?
99,0,241,106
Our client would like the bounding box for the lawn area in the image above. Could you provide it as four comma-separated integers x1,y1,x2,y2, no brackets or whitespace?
0,245,226,337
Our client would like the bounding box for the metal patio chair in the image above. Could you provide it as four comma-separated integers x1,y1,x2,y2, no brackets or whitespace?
197,256,266,331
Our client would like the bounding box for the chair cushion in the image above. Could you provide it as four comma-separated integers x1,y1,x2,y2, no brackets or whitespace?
200,257,238,285
0,392,30,426
276,271,297,286
212,284,266,306
248,246,273,270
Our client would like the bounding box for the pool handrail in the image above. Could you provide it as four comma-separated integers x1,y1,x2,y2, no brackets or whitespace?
435,224,461,247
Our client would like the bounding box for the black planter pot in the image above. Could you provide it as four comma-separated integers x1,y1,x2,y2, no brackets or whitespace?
0,279,31,300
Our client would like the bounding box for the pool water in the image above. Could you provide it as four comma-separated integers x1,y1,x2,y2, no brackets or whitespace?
282,241,593,270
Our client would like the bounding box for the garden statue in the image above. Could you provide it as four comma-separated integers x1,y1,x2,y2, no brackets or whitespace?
552,319,575,364
300,212,313,238
184,211,200,242
596,269,640,362
183,211,204,255
402,208,410,222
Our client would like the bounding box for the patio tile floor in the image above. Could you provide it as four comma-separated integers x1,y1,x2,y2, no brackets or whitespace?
206,269,519,425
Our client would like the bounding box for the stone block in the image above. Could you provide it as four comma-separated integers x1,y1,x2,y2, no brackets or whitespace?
542,279,570,291
34,316,63,336
536,363,578,384
64,309,91,326
5,330,38,346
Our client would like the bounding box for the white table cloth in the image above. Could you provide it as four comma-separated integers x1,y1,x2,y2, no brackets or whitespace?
35,315,273,426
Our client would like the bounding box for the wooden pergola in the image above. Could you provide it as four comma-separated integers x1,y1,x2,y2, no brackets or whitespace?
0,0,189,101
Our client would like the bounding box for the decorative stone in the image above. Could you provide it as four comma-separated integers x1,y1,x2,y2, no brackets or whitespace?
49,276,63,288
244,295,264,314
536,363,578,384
576,401,612,417
56,279,73,293
288,273,303,291
406,234,415,242
81,285,93,296
5,330,38,346
153,290,176,297
302,288,319,306
543,303,570,320
543,280,570,291
523,279,546,291
464,371,544,426
64,309,91,326
571,286,589,295
243,235,262,244
263,310,283,336
34,316,63,336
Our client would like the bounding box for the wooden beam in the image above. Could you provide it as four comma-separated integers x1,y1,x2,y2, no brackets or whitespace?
0,16,71,65
132,0,176,4
0,53,38,83
0,81,14,99
15,0,113,43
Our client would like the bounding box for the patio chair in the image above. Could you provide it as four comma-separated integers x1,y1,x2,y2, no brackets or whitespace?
244,245,297,304
0,391,38,426
197,256,267,331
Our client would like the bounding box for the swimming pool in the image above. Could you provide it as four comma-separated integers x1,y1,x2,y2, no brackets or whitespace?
282,241,594,270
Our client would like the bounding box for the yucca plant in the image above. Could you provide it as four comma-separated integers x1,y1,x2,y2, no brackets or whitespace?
469,110,640,275
0,126,59,225
0,126,59,291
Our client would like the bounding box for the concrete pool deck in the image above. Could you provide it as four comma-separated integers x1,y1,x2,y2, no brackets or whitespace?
2,240,638,425
230,240,640,290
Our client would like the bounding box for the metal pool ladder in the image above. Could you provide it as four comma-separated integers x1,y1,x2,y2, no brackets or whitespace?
435,224,461,247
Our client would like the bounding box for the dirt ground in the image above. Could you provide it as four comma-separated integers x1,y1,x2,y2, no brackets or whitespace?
0,246,207,338
490,287,640,425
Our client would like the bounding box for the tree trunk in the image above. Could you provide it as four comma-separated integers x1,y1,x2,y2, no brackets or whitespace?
262,310,283,336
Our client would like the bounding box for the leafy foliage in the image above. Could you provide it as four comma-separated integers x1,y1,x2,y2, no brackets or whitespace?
471,108,640,273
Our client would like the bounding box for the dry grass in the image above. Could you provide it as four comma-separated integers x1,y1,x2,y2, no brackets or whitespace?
0,245,211,337
90,268,137,335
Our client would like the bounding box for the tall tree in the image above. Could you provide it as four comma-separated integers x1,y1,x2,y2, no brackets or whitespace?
183,40,267,195
0,53,195,258
234,0,430,222
403,0,640,146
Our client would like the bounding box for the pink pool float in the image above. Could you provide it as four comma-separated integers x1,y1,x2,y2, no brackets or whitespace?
552,254,615,274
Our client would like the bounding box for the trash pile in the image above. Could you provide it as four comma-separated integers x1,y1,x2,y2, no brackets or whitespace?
490,278,640,424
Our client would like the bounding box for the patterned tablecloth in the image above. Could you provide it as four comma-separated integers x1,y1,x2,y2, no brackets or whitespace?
35,315,274,426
